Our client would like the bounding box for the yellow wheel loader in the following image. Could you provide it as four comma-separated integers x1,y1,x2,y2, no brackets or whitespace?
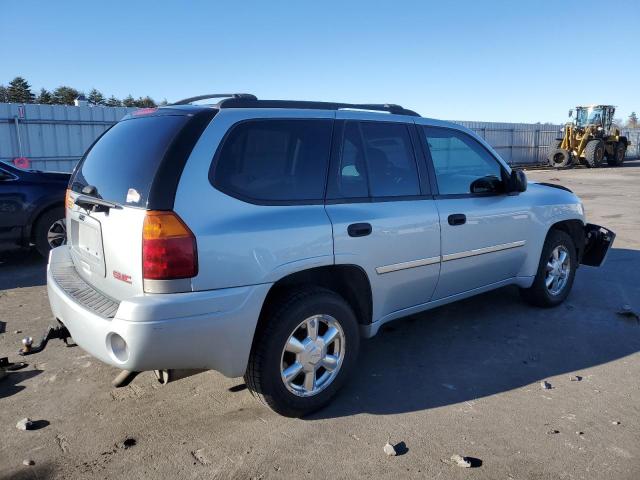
547,105,629,168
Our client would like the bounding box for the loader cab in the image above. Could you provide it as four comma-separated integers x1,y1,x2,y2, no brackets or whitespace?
574,105,615,129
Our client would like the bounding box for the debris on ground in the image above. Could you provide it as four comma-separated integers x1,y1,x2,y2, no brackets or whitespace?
14,330,22,334
541,381,552,390
191,448,211,465
16,418,33,431
22,459,35,466
450,454,472,468
383,442,397,456
576,431,584,436
569,375,582,382
546,429,560,435
616,305,640,321
116,437,136,449
612,421,621,425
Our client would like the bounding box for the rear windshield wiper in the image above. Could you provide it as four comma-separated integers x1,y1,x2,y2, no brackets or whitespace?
74,195,122,213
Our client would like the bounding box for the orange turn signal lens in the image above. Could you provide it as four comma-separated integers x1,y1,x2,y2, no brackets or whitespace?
65,188,73,209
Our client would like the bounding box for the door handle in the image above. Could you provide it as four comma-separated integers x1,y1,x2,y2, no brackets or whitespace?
347,223,372,237
448,214,466,226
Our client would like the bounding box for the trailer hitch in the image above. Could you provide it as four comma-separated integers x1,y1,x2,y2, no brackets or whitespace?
18,324,72,356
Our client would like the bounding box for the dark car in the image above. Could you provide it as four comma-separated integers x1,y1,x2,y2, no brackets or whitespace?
0,161,69,256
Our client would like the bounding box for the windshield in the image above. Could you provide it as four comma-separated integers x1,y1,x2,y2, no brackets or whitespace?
575,107,604,127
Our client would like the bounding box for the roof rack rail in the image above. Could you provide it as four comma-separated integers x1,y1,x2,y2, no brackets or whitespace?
216,97,420,117
171,93,257,106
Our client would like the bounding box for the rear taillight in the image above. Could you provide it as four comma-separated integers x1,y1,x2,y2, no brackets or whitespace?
65,188,73,209
142,211,198,280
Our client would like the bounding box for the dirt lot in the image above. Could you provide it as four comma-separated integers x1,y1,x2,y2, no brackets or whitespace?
1,162,639,480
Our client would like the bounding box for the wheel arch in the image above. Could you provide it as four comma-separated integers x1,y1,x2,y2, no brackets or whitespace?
28,201,65,243
548,219,585,261
257,265,373,328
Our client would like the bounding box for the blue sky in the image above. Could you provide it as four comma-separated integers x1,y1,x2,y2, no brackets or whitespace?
1,0,638,123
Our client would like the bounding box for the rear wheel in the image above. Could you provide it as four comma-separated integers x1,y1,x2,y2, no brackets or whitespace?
547,148,571,168
34,208,66,257
583,139,605,168
520,230,577,307
607,142,626,166
244,288,360,417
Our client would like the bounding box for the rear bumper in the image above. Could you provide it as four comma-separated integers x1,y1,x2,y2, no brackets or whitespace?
47,246,271,377
582,223,615,267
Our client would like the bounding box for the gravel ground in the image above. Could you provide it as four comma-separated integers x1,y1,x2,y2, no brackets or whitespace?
1,161,639,480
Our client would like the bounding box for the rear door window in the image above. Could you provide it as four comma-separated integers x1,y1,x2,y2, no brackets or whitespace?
212,119,332,203
71,115,189,206
327,121,421,199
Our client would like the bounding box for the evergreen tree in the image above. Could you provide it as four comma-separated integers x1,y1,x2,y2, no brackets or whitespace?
134,96,156,108
628,112,638,128
122,95,136,107
0,85,8,103
105,95,122,107
36,88,53,104
52,86,80,105
158,98,168,106
7,76,35,103
87,88,106,105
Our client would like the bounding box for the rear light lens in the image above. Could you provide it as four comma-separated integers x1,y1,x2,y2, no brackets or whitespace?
65,188,73,209
142,211,198,280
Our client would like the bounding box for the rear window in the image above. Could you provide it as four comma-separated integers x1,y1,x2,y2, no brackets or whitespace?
211,119,332,203
71,115,189,206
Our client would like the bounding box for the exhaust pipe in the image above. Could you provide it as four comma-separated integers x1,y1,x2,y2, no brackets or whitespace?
154,369,206,385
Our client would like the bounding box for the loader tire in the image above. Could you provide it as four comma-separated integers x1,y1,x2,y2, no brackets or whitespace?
607,142,626,167
547,148,571,168
584,139,605,168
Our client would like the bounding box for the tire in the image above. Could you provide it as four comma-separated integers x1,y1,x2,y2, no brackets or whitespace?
607,142,626,167
583,139,605,168
549,139,562,150
244,287,360,417
34,208,66,257
547,148,571,168
520,229,577,308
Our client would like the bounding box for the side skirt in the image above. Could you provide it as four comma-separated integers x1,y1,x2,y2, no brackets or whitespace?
360,275,534,338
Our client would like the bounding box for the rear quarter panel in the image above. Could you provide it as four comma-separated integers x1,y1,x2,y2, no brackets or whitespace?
174,109,336,291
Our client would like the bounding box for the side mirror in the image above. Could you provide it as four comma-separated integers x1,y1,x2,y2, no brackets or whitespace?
470,175,503,195
568,109,573,118
508,169,527,193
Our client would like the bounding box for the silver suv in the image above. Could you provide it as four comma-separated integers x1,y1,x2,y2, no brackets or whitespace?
47,94,614,416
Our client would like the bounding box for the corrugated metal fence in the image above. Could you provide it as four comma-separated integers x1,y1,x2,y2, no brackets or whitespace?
0,102,638,172
0,103,136,172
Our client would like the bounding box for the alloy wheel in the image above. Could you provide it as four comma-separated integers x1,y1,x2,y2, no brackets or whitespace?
545,245,571,295
47,219,66,249
280,314,346,397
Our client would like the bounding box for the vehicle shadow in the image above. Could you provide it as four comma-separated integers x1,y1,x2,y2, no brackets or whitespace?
311,247,640,419
0,248,46,290
0,369,42,400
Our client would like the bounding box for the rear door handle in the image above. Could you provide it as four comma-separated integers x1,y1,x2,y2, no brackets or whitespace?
347,223,372,237
448,214,466,226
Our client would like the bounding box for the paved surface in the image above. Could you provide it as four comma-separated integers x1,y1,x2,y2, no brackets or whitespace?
1,162,639,479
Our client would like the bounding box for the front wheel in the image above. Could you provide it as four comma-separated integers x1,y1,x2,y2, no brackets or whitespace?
520,230,577,307
244,288,360,417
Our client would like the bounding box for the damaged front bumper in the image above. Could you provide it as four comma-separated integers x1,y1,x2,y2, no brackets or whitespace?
582,223,615,267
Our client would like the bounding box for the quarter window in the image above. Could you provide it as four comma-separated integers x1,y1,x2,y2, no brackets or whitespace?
213,119,332,202
422,127,504,195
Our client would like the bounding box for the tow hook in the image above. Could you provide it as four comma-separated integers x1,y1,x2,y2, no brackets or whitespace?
18,324,72,356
